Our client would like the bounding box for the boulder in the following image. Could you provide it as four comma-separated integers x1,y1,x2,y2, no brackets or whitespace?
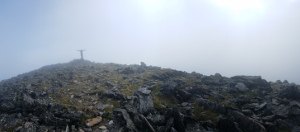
196,98,227,114
228,110,266,132
235,82,249,92
134,87,154,114
217,118,243,132
174,89,191,102
184,116,203,132
160,80,178,97
231,76,272,92
279,86,300,100
103,88,126,100
112,108,138,131
146,113,166,126
22,93,35,110
199,74,224,86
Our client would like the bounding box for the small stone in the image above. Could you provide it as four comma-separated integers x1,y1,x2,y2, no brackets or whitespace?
138,88,151,95
109,120,114,125
181,102,189,107
99,126,107,130
86,116,102,127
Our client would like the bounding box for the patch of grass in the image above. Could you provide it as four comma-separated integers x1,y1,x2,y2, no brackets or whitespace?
193,103,219,123
182,74,197,86
102,99,121,112
243,88,258,98
220,93,237,108
2,122,22,132
80,113,90,125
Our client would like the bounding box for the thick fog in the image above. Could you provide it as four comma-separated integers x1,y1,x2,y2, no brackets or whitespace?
1,0,300,84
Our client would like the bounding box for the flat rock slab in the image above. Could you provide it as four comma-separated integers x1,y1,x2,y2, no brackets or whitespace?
86,116,102,127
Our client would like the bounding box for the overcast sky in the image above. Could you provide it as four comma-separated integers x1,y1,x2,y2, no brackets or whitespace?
1,0,300,84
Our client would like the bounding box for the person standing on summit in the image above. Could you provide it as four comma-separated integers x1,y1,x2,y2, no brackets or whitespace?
78,49,85,60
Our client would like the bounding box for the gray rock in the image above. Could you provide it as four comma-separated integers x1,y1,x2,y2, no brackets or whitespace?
22,93,35,109
231,76,272,92
218,118,243,132
113,108,138,131
137,88,151,95
235,82,249,92
165,117,174,132
196,98,226,114
103,88,126,100
160,80,178,97
228,110,266,132
135,88,154,114
175,89,191,102
146,113,166,125
22,122,37,132
279,86,300,100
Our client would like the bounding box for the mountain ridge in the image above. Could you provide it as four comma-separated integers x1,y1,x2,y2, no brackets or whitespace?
0,59,299,132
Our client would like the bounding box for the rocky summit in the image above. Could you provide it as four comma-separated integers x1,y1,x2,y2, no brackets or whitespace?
0,59,299,132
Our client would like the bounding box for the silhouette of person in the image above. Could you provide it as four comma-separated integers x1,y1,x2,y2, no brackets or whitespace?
78,49,85,60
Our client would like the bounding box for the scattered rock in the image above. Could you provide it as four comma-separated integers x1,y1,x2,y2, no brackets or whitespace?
0,59,299,132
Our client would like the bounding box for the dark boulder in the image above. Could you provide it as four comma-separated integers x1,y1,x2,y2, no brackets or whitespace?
0,101,15,112
160,80,178,97
263,122,277,132
217,118,242,132
112,108,138,131
103,88,126,101
22,93,35,110
173,108,186,132
230,76,272,92
196,98,227,114
184,116,203,132
187,87,211,97
279,85,300,100
146,113,166,126
228,110,266,132
199,73,224,86
174,89,191,102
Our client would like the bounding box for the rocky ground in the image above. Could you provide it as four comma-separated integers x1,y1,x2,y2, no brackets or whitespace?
0,59,299,132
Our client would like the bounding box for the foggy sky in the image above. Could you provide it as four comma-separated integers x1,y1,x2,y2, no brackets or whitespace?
1,0,300,84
